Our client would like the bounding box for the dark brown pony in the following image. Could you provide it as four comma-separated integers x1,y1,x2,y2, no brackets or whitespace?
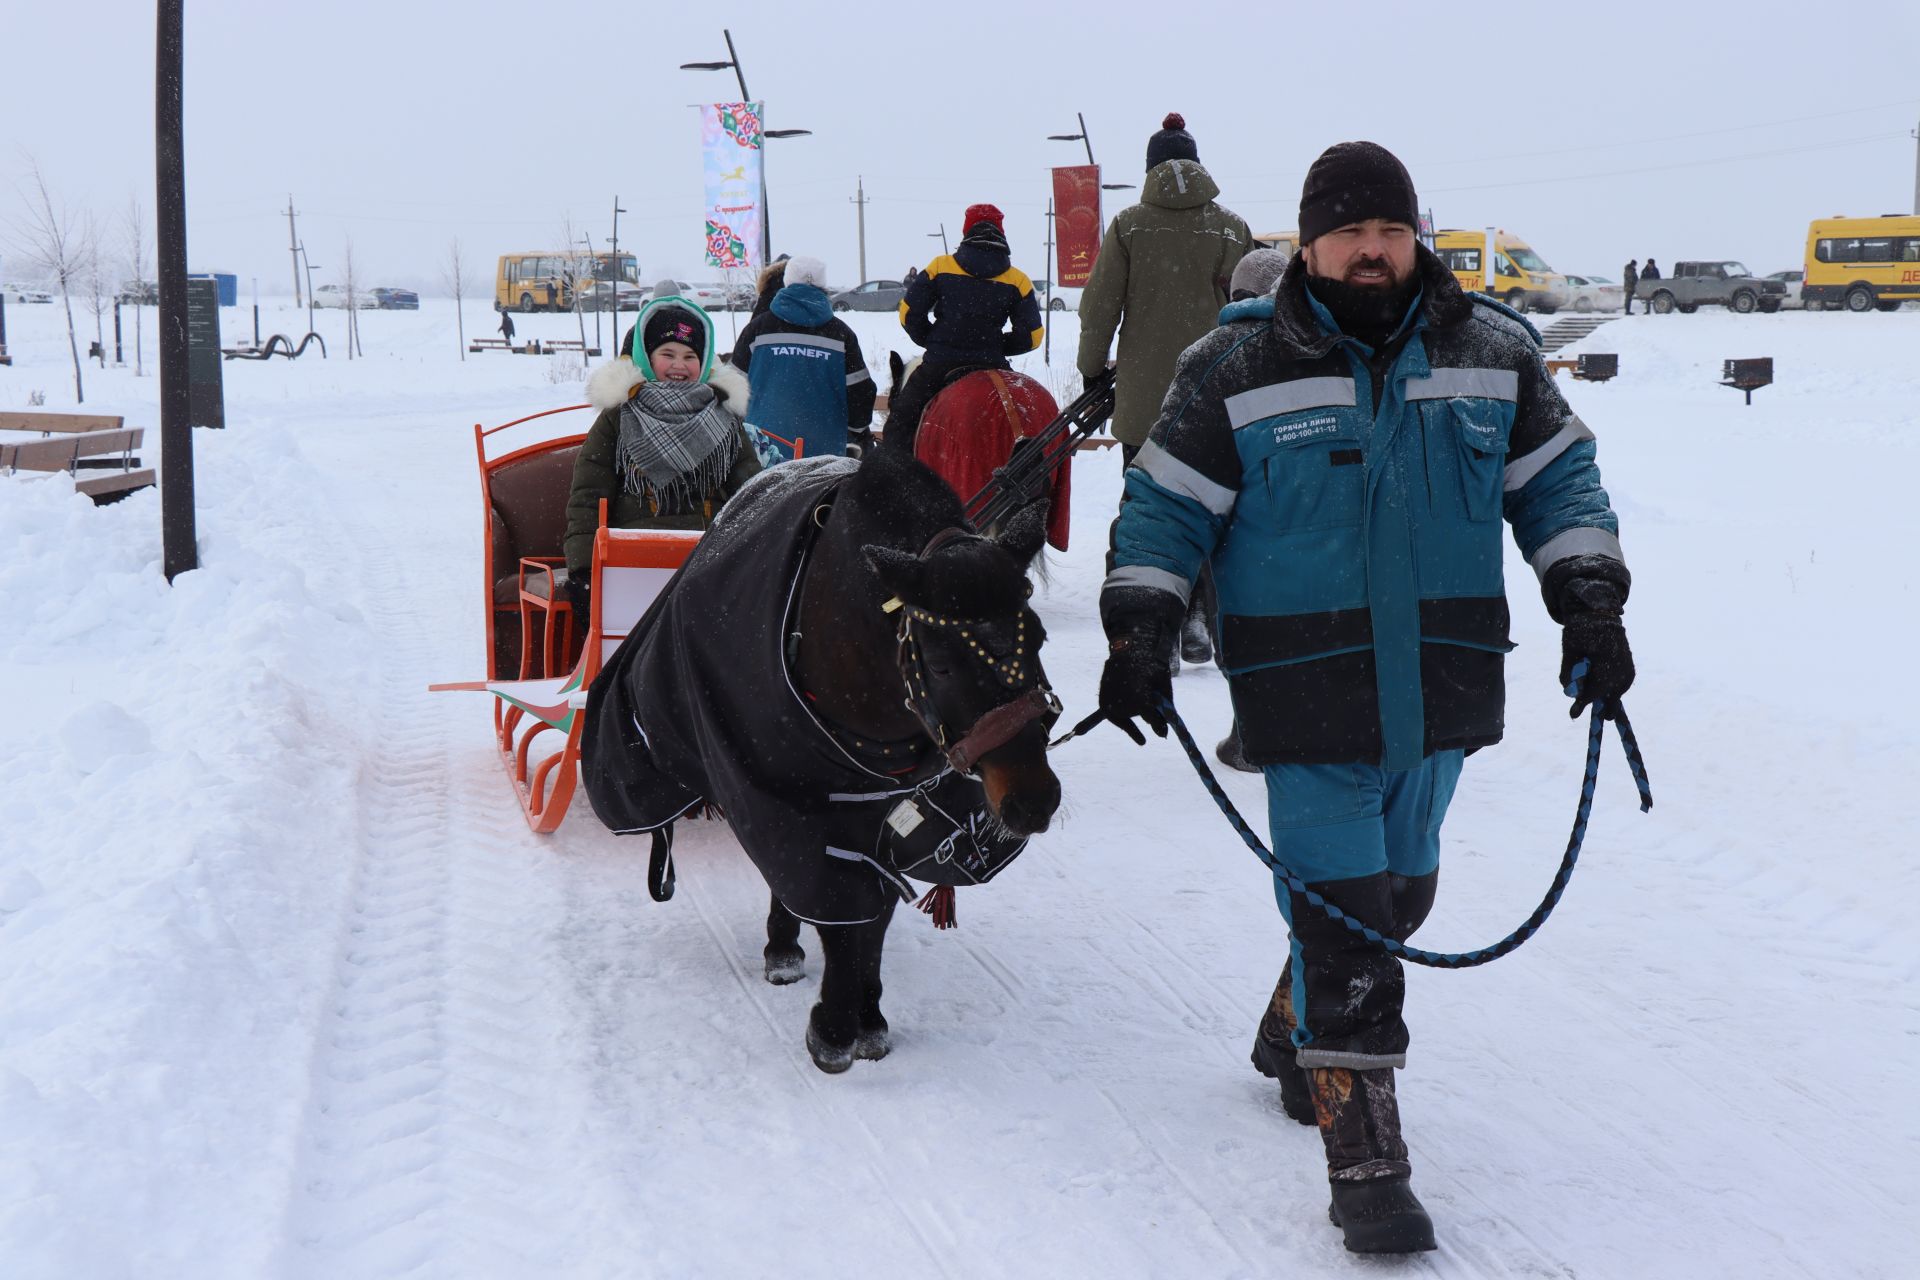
749,446,1062,1070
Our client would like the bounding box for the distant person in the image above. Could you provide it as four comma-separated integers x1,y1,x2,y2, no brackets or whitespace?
1642,257,1661,281
1622,259,1639,315
1076,111,1250,669
1228,247,1289,302
546,281,560,309
886,202,1043,454
564,288,759,620
746,254,791,321
498,308,516,347
730,255,877,462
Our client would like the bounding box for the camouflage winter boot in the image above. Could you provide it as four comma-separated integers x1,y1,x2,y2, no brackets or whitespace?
1308,1066,1436,1254
1249,961,1316,1125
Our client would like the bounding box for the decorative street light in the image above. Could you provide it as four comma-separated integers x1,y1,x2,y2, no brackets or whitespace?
681,28,811,268
1047,111,1136,191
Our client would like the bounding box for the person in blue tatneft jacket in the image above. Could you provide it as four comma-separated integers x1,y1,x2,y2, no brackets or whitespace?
729,255,876,463
883,203,1044,454
1096,142,1635,1255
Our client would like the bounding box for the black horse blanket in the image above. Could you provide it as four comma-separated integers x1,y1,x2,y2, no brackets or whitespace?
581,457,1021,925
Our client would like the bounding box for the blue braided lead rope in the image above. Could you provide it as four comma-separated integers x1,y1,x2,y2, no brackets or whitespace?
1157,692,1652,970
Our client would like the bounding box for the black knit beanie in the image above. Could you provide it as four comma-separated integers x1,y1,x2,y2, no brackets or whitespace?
1145,112,1199,171
642,304,705,361
1298,141,1419,245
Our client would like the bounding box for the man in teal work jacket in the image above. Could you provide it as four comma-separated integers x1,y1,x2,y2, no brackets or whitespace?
1096,141,1635,1254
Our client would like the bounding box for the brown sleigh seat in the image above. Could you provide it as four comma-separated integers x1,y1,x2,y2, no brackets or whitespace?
486,441,582,676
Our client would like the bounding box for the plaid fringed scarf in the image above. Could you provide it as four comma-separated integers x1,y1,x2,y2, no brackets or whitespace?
614,381,740,516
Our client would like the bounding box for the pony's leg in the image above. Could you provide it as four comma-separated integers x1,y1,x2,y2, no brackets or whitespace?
764,894,807,985
854,895,897,1061
805,901,896,1073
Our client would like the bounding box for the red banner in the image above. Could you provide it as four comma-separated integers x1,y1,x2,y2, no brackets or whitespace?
1052,165,1103,287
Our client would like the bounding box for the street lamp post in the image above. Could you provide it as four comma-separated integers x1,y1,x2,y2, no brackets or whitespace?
929,224,948,255
610,197,627,352
681,29,810,270
300,244,320,339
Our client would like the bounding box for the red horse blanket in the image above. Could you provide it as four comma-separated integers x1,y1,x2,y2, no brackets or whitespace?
914,370,1070,551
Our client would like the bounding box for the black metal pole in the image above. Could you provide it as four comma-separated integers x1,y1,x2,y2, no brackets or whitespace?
719,29,772,269
156,0,196,580
1077,111,1095,166
114,301,124,364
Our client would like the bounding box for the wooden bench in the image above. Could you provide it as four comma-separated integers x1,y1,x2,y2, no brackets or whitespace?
469,338,514,352
1545,359,1578,376
0,412,155,503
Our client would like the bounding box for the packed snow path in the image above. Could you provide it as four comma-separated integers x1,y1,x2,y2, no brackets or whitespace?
1,304,1915,1277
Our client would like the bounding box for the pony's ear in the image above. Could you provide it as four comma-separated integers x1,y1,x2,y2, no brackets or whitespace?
887,350,905,394
994,499,1049,566
861,544,925,600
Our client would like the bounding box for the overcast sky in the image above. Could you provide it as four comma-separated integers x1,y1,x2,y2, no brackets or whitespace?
5,0,1918,295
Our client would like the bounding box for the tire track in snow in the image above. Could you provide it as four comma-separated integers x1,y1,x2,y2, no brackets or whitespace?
270,516,585,1278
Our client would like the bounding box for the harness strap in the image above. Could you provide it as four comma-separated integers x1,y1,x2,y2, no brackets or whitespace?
947,687,1060,775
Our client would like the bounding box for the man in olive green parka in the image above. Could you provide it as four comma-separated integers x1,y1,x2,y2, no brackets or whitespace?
1076,113,1252,452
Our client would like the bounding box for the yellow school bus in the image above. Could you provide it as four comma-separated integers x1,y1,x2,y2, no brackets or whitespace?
494,251,638,313
1432,229,1569,314
1801,216,1920,312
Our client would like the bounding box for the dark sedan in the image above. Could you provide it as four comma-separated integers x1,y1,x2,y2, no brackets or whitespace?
830,279,906,312
371,287,420,311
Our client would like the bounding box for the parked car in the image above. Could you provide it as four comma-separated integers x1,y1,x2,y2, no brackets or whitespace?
830,279,907,312
2,283,54,304
1561,275,1624,313
312,284,376,310
667,281,733,310
725,280,756,311
1637,262,1784,314
115,279,159,305
370,287,419,311
575,280,646,312
1032,279,1080,313
1765,270,1806,309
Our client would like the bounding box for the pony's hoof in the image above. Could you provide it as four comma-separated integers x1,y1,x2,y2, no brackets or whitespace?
764,946,806,985
854,1014,891,1062
805,1020,854,1074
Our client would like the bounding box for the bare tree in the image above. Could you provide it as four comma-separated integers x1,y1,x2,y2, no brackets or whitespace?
342,238,363,359
82,226,113,367
557,217,593,354
122,197,152,376
13,160,93,402
442,236,471,361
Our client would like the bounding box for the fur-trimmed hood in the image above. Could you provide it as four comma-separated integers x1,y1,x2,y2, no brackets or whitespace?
587,356,750,419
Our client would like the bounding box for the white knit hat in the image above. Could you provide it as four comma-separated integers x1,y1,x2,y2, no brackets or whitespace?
784,255,828,290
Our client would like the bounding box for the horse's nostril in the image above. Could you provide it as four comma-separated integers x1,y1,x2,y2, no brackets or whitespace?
998,790,1057,836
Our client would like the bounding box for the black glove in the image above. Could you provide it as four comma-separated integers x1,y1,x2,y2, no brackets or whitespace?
1558,579,1634,719
1098,620,1174,744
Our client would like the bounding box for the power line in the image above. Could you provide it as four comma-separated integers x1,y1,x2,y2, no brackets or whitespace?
1422,95,1920,170
1424,130,1909,195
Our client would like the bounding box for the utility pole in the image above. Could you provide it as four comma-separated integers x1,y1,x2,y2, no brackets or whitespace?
285,195,302,307
850,176,870,284
1912,117,1919,216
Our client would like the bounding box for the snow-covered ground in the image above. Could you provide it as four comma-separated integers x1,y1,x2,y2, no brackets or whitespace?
2,298,1916,1278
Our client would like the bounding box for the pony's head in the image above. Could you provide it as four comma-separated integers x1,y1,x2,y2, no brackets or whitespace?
862,501,1060,836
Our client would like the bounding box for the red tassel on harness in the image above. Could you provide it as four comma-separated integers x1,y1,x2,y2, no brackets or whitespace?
916,884,957,930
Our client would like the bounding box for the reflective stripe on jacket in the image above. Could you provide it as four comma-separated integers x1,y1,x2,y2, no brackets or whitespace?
1103,246,1623,769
